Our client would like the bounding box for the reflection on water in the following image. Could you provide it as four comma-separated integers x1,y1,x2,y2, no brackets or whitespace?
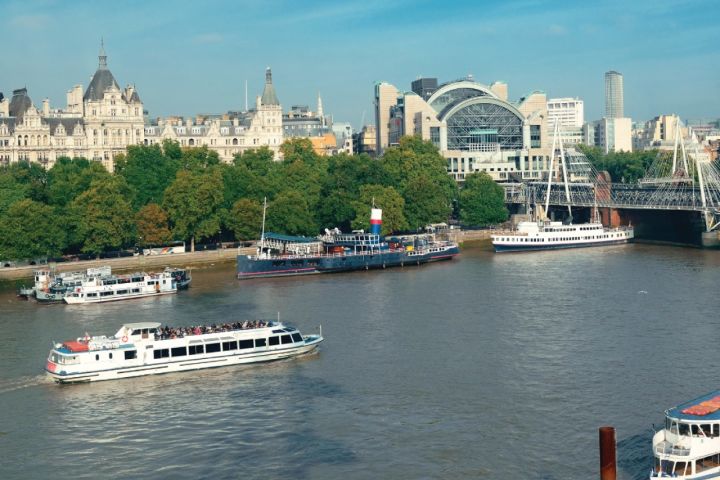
1,245,720,479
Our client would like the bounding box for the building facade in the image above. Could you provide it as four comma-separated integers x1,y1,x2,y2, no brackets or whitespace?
375,76,552,182
0,44,144,170
547,97,584,144
144,68,283,162
605,71,624,119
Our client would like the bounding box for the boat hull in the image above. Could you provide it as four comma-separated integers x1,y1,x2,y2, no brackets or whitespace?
494,238,631,252
236,246,459,279
47,336,322,383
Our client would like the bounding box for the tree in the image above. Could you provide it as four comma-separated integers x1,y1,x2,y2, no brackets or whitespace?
115,144,178,209
67,176,135,256
402,172,455,230
135,203,172,246
180,145,221,171
0,199,66,260
163,169,224,251
226,198,263,241
0,169,28,215
266,190,317,236
458,172,508,226
46,157,110,207
351,185,408,235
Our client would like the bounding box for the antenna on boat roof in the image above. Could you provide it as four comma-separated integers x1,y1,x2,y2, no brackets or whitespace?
260,197,267,255
277,311,280,323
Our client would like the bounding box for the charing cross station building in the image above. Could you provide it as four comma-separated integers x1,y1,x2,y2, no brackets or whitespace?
375,77,553,181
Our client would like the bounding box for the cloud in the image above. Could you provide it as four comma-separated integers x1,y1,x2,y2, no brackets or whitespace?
9,14,50,30
192,32,223,44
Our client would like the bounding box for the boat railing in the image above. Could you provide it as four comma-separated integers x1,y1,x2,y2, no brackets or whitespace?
654,441,691,457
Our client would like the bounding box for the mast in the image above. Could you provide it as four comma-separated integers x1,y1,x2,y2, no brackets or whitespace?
260,196,267,255
544,122,559,219
558,129,572,220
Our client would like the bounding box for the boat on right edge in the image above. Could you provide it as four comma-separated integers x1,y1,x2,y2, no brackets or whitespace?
650,390,720,478
492,123,634,253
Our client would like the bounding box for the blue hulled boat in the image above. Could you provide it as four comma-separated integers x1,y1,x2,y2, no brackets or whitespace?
236,208,459,279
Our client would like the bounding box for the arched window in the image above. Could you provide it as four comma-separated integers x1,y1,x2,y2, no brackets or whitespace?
188,138,195,146
232,138,238,145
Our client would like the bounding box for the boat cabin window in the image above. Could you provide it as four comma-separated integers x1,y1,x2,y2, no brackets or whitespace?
673,461,688,476
188,345,204,355
281,335,292,344
255,338,266,348
679,423,690,435
205,343,221,353
124,350,137,360
291,333,303,343
52,353,80,364
697,453,720,474
269,336,279,346
171,346,187,357
153,349,170,359
222,341,237,351
239,339,254,349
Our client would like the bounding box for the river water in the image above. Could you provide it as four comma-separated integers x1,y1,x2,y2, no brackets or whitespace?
1,243,719,479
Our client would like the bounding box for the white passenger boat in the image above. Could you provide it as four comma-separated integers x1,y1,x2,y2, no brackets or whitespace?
650,391,720,479
64,270,180,304
18,266,111,302
45,320,323,383
491,220,633,252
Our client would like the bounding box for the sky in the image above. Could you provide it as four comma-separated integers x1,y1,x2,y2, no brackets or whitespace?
2,0,719,129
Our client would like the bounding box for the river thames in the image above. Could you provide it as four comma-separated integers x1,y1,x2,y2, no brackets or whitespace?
1,243,720,479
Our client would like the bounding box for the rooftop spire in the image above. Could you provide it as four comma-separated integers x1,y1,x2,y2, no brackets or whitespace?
260,67,280,106
98,37,107,69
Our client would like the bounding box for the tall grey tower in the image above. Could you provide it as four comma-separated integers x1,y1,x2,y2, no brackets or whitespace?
604,70,624,118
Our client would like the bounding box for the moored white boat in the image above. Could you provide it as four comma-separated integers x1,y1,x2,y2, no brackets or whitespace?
651,390,720,478
491,220,633,252
45,320,323,383
64,269,183,304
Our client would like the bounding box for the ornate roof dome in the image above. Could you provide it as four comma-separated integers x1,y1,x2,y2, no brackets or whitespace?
83,40,120,102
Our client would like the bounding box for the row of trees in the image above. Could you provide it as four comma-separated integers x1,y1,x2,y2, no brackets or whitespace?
0,136,508,261
578,145,663,184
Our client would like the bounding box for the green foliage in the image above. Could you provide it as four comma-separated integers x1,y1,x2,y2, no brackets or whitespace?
115,144,178,209
163,169,224,251
351,185,408,235
67,176,135,256
578,145,659,183
135,203,172,246
459,172,508,226
46,157,110,207
266,190,317,236
0,199,66,260
226,198,263,241
6,162,48,202
180,145,221,171
0,169,29,215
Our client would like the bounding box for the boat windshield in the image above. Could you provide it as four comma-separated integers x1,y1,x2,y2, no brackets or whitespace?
49,352,80,364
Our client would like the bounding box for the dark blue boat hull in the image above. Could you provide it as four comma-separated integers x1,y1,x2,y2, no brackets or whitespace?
236,246,459,279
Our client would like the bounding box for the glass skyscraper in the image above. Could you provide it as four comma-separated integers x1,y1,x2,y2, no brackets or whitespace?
604,70,624,118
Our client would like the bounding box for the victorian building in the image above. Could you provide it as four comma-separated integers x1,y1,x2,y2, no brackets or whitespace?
0,43,144,170
144,67,284,161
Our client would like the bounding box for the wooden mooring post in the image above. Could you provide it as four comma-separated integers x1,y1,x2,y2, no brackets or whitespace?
599,426,616,480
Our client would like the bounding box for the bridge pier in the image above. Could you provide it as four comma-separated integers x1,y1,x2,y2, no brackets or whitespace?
701,231,720,248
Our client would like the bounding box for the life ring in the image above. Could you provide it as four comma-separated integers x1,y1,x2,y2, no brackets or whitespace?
121,335,128,343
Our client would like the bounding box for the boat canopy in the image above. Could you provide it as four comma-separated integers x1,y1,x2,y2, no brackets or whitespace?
668,390,720,421
263,232,318,244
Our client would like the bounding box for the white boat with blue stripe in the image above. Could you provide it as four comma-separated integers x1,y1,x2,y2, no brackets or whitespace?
45,320,323,383
650,391,720,478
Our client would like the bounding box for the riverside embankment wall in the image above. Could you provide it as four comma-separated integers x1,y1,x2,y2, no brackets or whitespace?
0,248,254,282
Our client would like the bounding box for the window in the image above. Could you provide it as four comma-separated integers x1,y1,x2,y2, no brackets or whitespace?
153,349,170,359
171,346,187,357
281,335,292,345
530,125,541,148
269,336,279,346
125,350,137,360
188,345,204,355
255,338,266,348
222,341,237,351
100,291,114,297
205,343,221,353
239,339,254,349
291,333,303,343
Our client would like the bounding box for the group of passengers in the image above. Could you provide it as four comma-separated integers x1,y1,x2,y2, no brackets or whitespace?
155,320,271,340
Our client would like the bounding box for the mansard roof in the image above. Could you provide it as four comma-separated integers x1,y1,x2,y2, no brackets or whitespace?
84,42,121,102
46,118,85,135
9,88,33,118
261,68,280,106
